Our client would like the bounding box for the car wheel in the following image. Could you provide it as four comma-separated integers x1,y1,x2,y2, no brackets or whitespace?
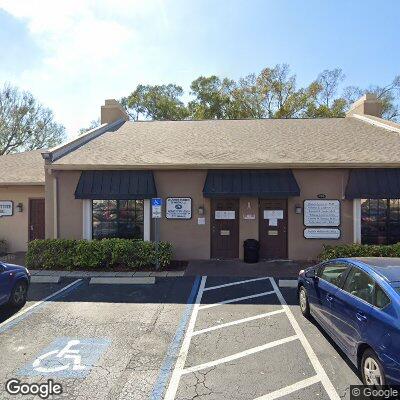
361,348,386,387
8,280,28,308
298,285,310,317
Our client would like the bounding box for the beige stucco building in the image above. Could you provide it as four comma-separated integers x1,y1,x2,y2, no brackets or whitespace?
0,150,45,253
38,95,400,261
2,95,400,261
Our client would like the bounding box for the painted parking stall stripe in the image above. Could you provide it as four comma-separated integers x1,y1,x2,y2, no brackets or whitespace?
151,276,202,400
269,277,341,400
198,290,275,310
203,277,271,291
254,375,321,400
0,279,83,335
164,276,341,400
191,309,285,336
181,335,298,375
164,276,207,400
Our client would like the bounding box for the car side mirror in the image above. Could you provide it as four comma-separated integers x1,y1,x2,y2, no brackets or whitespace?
305,269,317,279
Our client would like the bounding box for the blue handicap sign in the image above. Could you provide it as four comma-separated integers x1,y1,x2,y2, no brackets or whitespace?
18,337,111,378
152,198,162,207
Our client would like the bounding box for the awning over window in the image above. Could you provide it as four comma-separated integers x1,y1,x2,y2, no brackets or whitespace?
345,169,400,199
203,170,300,198
75,170,157,200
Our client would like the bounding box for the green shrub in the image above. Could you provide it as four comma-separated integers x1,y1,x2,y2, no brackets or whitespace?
26,239,173,270
26,239,77,270
318,243,400,261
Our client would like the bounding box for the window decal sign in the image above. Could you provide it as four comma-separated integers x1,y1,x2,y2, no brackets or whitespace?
215,211,235,220
304,200,340,227
0,201,13,217
166,198,192,219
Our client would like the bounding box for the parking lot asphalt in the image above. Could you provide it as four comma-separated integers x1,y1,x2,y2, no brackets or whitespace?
0,276,361,400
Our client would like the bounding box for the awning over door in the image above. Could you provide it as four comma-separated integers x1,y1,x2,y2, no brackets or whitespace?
203,170,300,198
75,170,157,200
345,169,400,199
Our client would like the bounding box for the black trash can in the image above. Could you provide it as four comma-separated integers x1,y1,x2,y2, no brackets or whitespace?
243,239,260,263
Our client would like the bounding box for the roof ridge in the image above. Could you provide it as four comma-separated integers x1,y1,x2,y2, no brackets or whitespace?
350,114,400,135
42,119,125,163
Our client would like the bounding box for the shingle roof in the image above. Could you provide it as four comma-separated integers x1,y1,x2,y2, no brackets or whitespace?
51,116,400,169
0,150,45,185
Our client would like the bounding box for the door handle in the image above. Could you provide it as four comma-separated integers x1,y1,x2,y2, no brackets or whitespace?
356,311,367,322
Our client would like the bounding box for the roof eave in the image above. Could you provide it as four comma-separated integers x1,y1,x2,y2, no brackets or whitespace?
44,162,400,171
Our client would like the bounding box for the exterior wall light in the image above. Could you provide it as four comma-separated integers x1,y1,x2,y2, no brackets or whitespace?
198,206,204,216
295,204,302,214
16,203,23,213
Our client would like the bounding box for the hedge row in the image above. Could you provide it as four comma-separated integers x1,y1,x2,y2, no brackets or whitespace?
318,243,400,261
26,239,173,270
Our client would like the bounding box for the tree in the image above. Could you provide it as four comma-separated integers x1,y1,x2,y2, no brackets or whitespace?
0,83,65,155
119,66,400,123
342,76,400,121
124,84,188,121
79,118,101,135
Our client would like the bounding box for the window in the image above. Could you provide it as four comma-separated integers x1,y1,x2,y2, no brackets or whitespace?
92,200,144,240
319,263,349,287
375,285,390,309
343,268,374,304
361,199,400,245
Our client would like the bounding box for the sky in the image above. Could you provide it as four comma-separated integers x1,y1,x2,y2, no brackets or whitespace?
0,0,399,138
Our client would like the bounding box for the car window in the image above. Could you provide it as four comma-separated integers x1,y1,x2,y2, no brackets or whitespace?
343,268,374,304
319,263,349,287
375,285,390,309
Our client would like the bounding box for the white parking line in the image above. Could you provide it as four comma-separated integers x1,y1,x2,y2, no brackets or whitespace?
0,279,82,333
198,290,275,310
164,276,207,400
269,277,341,400
191,309,285,336
254,375,321,400
181,335,298,375
204,277,270,291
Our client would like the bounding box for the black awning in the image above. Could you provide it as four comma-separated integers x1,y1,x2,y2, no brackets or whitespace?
346,169,400,199
75,170,157,200
203,170,300,198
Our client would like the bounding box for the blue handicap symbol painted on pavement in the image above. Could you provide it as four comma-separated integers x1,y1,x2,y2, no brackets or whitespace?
18,337,111,378
152,198,162,206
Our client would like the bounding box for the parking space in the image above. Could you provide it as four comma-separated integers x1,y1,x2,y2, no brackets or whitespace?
0,276,197,400
165,276,360,400
0,275,361,399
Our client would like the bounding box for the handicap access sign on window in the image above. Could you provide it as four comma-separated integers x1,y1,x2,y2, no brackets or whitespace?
18,337,111,378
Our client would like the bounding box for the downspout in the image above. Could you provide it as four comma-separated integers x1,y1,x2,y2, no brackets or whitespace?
53,173,58,239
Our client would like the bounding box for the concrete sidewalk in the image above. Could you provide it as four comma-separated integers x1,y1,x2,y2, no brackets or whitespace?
29,269,185,278
185,259,312,278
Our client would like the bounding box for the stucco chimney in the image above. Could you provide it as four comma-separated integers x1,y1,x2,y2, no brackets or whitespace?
101,99,129,124
346,93,382,118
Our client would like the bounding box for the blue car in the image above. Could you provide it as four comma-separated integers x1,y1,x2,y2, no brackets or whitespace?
0,261,30,308
298,257,400,387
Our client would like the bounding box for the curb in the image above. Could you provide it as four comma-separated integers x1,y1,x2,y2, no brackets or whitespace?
30,276,61,284
89,277,156,285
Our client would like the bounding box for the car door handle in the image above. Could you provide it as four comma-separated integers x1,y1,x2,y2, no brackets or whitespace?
356,311,367,322
326,294,334,302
